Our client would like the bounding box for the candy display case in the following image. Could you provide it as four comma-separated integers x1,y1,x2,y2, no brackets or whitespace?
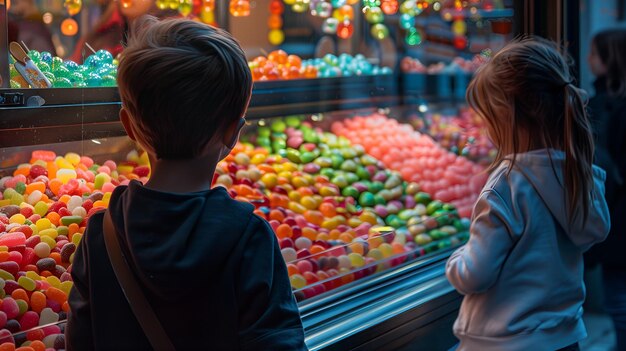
0,0,577,350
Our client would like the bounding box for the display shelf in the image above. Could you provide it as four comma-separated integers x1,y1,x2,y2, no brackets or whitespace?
401,72,473,105
302,250,461,351
0,75,401,147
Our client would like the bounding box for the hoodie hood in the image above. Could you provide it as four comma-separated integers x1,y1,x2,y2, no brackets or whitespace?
511,149,611,251
107,180,255,301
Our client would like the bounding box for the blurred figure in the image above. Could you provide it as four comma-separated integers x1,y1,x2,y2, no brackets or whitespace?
586,28,626,351
8,0,56,54
70,0,126,63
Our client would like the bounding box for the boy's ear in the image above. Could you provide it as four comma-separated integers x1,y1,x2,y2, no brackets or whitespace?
120,107,137,142
222,118,245,149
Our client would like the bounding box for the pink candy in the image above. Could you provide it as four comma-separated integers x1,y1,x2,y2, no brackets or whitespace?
0,232,26,248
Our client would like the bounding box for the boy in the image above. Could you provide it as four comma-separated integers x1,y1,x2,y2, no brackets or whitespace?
66,17,307,350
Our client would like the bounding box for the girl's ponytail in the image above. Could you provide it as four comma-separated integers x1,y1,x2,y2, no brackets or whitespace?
563,82,594,223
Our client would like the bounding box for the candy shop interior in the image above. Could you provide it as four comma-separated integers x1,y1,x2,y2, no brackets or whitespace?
0,0,582,350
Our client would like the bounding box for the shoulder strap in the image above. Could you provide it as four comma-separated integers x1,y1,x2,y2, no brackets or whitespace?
102,210,176,351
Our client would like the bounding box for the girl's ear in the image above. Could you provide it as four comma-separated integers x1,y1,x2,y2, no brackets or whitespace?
120,107,137,142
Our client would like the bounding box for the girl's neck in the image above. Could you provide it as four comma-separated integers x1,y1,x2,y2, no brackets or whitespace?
144,153,218,194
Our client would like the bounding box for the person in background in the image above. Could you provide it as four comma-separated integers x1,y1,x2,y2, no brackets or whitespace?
70,0,126,63
8,0,56,54
446,38,611,351
585,28,626,351
66,17,307,350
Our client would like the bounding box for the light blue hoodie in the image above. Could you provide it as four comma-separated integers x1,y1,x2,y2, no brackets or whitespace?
446,149,611,351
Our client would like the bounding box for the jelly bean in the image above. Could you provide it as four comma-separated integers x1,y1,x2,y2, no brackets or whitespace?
17,276,36,291
0,343,13,351
0,262,19,277
44,287,66,304
281,248,297,263
30,292,46,314
36,259,55,273
55,170,76,184
66,196,82,212
59,216,82,226
38,308,58,326
19,311,39,331
2,298,19,319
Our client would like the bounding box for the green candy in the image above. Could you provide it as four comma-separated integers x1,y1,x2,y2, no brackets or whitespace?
53,77,73,88
60,215,83,226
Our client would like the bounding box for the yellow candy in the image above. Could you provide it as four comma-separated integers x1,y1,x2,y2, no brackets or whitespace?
71,233,83,246
348,253,365,267
0,269,14,281
379,243,393,258
0,200,10,207
36,218,52,231
102,192,112,203
0,246,8,252
40,235,57,249
46,276,61,289
60,281,73,295
9,214,26,225
289,274,306,289
26,271,41,281
56,169,77,184
18,276,36,291
65,152,81,165
367,248,384,261
55,157,74,170
250,154,266,165
39,228,58,239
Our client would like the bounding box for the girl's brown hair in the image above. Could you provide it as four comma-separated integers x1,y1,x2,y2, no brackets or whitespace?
467,38,595,223
593,28,626,97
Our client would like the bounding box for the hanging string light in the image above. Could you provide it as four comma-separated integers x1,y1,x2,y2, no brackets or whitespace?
268,0,285,45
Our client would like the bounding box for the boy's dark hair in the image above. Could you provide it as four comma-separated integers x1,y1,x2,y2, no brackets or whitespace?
117,16,253,159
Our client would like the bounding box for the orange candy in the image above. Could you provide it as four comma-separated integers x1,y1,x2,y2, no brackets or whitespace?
302,227,318,240
45,287,67,304
11,289,29,304
275,224,293,239
267,14,282,29
319,203,337,218
310,245,326,255
286,264,299,276
48,179,62,196
267,50,288,65
46,212,61,226
303,210,324,226
268,210,285,222
30,291,46,314
25,182,46,195
0,252,10,262
0,345,14,351
28,341,45,351
49,252,62,265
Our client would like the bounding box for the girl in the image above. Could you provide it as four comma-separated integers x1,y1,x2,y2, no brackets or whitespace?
585,28,626,351
446,38,611,351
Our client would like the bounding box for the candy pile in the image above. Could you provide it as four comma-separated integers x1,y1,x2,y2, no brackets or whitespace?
0,150,150,350
400,53,490,74
248,51,392,81
410,109,495,164
331,113,488,218
229,116,468,299
10,50,118,89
